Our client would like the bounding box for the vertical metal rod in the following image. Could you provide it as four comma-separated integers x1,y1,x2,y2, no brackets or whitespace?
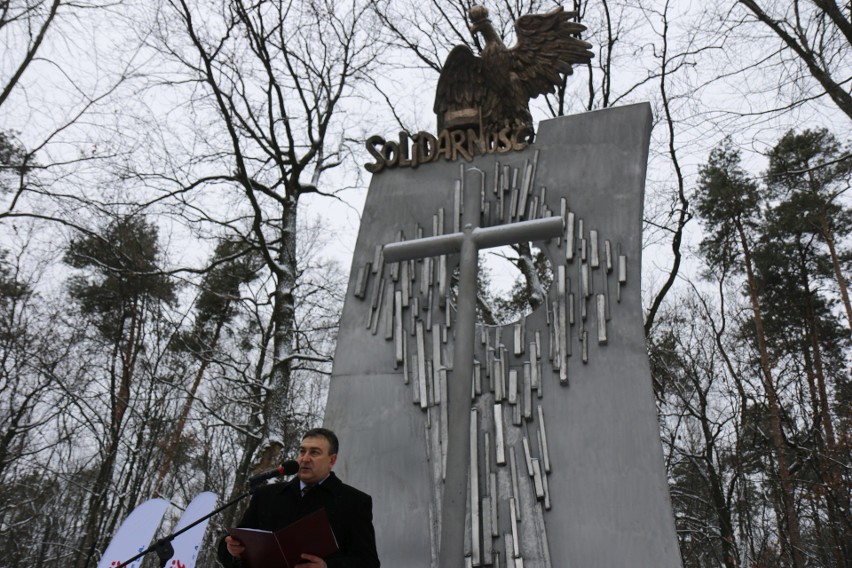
439,168,481,566
470,408,480,566
494,403,506,465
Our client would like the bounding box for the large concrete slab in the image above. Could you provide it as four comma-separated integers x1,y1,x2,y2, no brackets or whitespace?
324,103,682,567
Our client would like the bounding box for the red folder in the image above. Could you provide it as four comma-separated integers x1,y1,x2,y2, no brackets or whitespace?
228,507,339,568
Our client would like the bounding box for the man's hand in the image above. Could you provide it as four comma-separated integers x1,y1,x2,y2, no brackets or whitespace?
298,553,327,567
224,536,246,558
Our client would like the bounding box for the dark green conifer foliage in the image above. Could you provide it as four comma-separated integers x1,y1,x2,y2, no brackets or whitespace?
695,138,763,275
63,215,177,568
694,137,806,568
758,129,852,566
65,215,176,340
765,128,852,334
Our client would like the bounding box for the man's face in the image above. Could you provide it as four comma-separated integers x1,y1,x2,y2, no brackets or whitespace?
297,435,337,484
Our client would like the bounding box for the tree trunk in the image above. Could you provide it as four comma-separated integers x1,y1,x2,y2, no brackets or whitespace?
74,443,120,568
696,387,740,568
154,319,225,494
820,215,852,332
735,220,805,568
800,271,848,567
266,194,299,456
75,305,141,568
644,13,691,338
514,241,546,311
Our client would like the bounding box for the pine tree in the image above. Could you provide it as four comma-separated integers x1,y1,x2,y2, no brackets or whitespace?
694,138,805,567
65,215,176,568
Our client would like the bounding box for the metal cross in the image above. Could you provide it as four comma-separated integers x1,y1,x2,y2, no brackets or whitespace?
382,167,563,565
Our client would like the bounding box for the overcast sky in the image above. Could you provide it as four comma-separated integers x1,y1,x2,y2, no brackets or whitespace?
2,0,849,303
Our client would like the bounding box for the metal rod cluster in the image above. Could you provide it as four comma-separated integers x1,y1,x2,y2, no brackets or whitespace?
352,150,629,567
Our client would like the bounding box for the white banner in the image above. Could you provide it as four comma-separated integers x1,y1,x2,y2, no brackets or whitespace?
168,491,219,568
97,498,169,568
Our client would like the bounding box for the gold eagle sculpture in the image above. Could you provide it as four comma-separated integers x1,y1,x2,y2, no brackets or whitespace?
434,4,593,142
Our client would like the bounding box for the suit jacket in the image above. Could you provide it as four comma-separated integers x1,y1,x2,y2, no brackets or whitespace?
217,472,380,568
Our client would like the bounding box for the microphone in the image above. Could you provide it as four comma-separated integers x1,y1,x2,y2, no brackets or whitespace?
248,459,300,487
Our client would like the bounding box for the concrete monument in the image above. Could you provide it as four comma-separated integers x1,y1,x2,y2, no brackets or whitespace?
324,5,682,567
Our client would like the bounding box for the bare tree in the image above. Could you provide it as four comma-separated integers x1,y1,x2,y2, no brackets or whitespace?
0,0,61,109
736,0,852,120
651,295,742,567
1,0,145,243
0,242,69,483
140,0,380,471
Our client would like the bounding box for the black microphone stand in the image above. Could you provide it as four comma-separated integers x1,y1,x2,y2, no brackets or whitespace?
116,481,266,568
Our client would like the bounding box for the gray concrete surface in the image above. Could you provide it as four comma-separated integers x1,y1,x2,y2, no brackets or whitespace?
324,103,683,567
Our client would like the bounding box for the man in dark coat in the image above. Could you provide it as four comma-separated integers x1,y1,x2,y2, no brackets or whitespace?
218,428,380,568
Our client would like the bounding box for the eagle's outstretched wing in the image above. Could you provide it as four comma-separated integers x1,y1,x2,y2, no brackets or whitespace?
509,6,594,99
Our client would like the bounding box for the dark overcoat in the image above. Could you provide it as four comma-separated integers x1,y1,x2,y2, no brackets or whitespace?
217,472,380,568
